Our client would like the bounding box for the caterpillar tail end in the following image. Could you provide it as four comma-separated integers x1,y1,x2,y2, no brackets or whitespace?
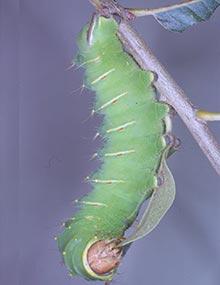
58,236,123,281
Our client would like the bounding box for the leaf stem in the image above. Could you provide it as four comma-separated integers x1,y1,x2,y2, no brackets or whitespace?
196,110,220,121
126,1,200,17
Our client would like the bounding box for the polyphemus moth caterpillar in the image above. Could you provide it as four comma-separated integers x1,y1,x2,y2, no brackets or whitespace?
57,14,176,282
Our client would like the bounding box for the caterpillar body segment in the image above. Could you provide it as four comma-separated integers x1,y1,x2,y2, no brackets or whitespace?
58,15,174,281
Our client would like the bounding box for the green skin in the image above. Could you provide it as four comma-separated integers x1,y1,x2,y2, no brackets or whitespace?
57,16,169,281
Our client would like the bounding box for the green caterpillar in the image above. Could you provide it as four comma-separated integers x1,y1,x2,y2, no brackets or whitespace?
57,15,176,282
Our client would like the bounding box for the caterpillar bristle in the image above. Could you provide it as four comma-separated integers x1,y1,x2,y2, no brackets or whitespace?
65,61,76,71
93,132,100,140
90,152,98,160
70,84,85,96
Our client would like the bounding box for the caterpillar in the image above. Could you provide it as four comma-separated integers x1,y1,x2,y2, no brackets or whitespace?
57,14,176,282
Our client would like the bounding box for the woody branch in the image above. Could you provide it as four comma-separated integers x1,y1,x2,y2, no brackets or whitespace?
89,0,220,176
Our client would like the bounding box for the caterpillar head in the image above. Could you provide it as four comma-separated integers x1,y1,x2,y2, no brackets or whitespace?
86,239,123,277
58,233,123,281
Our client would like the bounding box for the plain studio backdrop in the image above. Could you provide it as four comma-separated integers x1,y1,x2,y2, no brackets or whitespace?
0,1,220,285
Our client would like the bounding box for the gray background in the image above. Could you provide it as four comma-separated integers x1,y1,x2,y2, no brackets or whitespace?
1,0,220,284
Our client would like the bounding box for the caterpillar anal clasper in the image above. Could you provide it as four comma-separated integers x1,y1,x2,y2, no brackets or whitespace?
57,15,175,282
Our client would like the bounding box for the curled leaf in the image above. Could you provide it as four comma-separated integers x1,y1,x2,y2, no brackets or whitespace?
154,0,220,32
129,0,220,32
121,159,176,246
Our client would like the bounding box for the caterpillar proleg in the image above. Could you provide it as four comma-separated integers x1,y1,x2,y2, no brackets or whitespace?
57,14,176,282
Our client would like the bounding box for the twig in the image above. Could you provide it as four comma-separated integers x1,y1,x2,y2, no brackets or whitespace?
88,0,220,176
118,22,220,175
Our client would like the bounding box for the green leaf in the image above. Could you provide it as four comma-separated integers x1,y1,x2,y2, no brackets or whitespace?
153,0,220,32
121,159,176,246
129,1,220,32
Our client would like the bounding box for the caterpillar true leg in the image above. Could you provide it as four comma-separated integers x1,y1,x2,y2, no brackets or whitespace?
164,133,181,157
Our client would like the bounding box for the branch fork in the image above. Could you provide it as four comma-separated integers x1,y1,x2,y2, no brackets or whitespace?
89,0,134,20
